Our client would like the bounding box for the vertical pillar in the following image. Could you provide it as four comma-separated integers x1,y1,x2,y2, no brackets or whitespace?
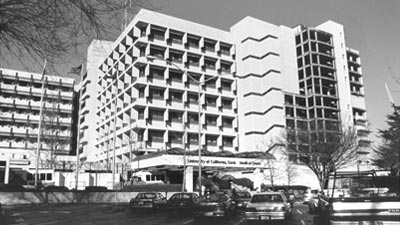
253,168,262,192
184,166,193,192
4,159,10,184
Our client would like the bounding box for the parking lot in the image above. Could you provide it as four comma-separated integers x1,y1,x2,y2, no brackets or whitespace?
2,202,314,225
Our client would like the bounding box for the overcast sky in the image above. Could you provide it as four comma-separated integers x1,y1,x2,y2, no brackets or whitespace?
148,0,400,144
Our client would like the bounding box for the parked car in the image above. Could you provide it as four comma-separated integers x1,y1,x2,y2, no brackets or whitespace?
84,186,108,191
165,192,199,213
43,185,69,192
193,192,236,218
244,192,292,223
231,191,252,210
129,192,167,210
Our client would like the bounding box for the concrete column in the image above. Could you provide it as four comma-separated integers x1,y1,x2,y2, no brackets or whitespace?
185,166,193,192
253,168,263,192
5,159,10,184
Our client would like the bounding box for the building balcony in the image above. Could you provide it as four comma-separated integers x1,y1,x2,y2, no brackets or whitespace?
60,91,73,99
12,127,27,134
0,141,11,148
0,83,15,92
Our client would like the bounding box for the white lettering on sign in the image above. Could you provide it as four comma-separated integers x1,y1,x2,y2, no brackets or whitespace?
186,157,263,167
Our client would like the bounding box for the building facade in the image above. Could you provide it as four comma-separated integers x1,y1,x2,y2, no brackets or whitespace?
81,9,369,189
0,68,75,183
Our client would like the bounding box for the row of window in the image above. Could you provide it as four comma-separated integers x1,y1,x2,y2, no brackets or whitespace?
0,74,74,91
141,24,233,56
285,107,339,120
147,130,234,146
295,29,332,46
146,45,233,72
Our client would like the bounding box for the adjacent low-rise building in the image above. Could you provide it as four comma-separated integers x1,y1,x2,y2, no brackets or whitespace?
0,68,76,184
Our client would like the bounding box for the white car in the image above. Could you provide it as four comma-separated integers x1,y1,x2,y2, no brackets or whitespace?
244,192,292,222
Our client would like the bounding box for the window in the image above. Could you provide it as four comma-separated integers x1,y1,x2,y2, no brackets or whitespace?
187,35,200,48
188,94,198,103
206,135,218,146
169,50,183,63
149,46,165,59
188,114,198,123
223,137,233,147
188,135,198,145
169,31,183,44
148,130,164,143
220,61,231,73
222,99,232,109
204,58,216,70
221,80,232,91
149,109,164,121
169,132,182,144
222,118,233,128
138,87,145,98
150,26,165,40
219,43,231,56
187,54,200,67
204,39,216,52
206,96,217,106
169,71,182,82
169,111,182,122
205,78,216,89
170,91,182,102
149,88,164,100
149,67,164,80
206,115,217,126
286,120,295,129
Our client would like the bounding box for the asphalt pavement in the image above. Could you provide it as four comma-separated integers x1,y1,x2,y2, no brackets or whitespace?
1,202,315,225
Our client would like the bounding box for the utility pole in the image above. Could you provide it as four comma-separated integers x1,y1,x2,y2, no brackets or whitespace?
35,59,47,189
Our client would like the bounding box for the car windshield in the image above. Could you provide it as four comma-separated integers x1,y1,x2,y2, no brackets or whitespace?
201,193,227,202
326,175,397,198
137,193,157,199
235,192,251,198
251,194,283,203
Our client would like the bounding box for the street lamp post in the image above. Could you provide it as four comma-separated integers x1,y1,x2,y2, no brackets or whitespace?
35,59,47,189
146,55,225,196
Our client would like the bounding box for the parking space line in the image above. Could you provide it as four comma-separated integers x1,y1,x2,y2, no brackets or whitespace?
182,219,194,225
234,218,245,225
296,209,303,215
301,220,306,225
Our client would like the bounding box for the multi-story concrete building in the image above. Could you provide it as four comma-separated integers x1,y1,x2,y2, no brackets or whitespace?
78,40,114,164
81,9,369,189
0,68,75,183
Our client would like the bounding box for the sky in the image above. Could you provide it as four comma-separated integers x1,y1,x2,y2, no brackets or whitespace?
145,0,400,144
1,0,399,145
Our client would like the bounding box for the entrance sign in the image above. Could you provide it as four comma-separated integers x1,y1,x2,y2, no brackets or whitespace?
131,154,271,170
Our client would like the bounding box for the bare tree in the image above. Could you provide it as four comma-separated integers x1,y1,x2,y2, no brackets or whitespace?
284,125,365,189
0,0,154,73
40,99,70,169
255,139,286,188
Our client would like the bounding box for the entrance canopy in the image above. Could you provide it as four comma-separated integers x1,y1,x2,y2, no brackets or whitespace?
131,148,275,172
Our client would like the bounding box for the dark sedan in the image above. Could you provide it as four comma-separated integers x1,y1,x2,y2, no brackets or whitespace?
129,192,167,210
166,192,199,213
231,191,252,210
193,193,236,218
